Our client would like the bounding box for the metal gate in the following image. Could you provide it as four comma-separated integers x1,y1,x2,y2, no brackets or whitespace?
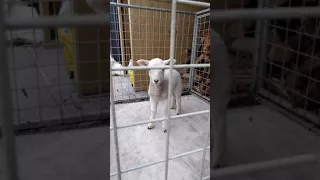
110,1,211,179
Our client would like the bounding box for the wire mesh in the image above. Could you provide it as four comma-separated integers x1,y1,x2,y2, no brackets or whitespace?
190,12,210,101
1,0,320,179
256,0,320,126
111,1,197,103
110,1,211,180
3,0,109,132
205,0,262,106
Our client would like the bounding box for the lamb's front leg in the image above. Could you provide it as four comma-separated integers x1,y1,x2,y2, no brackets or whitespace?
148,96,158,130
162,104,168,133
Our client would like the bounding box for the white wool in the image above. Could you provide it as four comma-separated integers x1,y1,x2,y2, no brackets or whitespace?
137,58,182,132
110,55,124,76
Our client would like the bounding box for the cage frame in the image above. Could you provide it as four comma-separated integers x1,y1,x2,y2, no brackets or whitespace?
110,1,211,105
1,0,320,180
189,10,211,102
110,1,211,180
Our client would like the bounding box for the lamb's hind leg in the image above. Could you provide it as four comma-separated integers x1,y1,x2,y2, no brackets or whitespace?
174,87,182,115
171,94,176,109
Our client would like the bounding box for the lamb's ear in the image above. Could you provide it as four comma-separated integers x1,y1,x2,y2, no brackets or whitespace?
137,59,149,66
163,59,176,65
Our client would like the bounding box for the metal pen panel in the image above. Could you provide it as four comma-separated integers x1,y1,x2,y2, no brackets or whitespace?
164,0,177,179
0,0,19,179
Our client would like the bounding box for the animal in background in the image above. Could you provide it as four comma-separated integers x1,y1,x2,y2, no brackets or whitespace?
110,55,124,76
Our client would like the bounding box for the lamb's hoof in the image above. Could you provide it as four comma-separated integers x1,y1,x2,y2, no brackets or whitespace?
164,129,167,133
147,123,154,130
176,111,181,115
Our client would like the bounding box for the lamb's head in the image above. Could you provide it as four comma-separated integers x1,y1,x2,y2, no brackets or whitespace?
137,58,176,85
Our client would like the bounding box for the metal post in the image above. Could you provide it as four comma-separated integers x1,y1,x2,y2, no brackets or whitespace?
255,0,269,91
110,64,122,180
164,0,177,179
189,16,199,91
251,0,264,92
313,138,320,180
199,112,210,180
0,0,19,179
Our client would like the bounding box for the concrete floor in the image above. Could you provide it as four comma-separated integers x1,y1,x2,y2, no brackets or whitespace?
6,46,190,126
110,95,318,180
113,76,149,102
0,94,319,180
6,46,109,125
111,95,210,180
0,126,109,180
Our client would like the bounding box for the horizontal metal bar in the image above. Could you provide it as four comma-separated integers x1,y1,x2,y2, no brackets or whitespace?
197,12,210,19
211,7,320,21
177,0,210,7
170,146,210,159
9,0,63,2
114,91,192,104
110,2,196,14
111,64,210,71
202,176,210,180
196,8,210,15
117,110,209,129
6,7,320,29
110,146,210,177
5,15,109,29
211,154,317,178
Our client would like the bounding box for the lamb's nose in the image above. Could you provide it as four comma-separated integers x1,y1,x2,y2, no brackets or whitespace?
154,80,159,83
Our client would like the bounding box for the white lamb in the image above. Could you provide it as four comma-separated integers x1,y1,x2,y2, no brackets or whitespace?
110,55,124,76
137,58,182,133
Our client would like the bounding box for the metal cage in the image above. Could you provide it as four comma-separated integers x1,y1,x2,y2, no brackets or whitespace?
111,2,211,104
110,1,211,179
1,0,320,180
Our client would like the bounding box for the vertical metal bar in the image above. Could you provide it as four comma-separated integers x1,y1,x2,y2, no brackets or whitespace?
110,62,122,180
251,0,264,92
189,16,198,91
314,138,320,180
0,0,19,179
256,0,268,91
164,0,177,179
199,112,210,180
